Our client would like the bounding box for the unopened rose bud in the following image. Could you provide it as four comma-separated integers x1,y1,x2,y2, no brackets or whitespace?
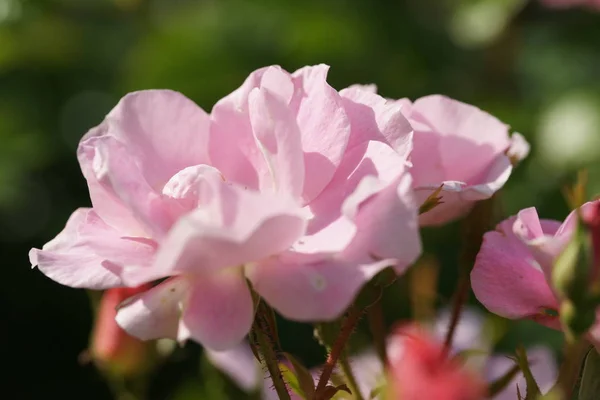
91,285,151,376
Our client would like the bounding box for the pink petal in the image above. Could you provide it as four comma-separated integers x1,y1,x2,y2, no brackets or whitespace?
416,155,513,226
248,86,305,199
408,95,519,203
507,132,531,163
78,133,147,235
115,277,191,340
209,66,294,190
248,252,393,321
122,179,307,285
471,217,559,320
339,86,413,156
82,90,211,188
205,342,261,391
29,208,156,289
341,170,421,273
513,208,572,280
292,65,352,203
181,270,254,350
93,137,184,237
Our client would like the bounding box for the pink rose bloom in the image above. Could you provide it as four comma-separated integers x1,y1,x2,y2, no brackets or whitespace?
471,200,600,336
30,65,421,350
540,0,600,10
397,95,529,226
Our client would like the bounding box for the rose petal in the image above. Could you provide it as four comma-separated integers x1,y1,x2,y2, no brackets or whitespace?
180,270,254,350
292,65,352,203
82,90,211,188
115,277,191,340
472,217,559,320
30,208,156,289
248,86,305,199
248,252,392,321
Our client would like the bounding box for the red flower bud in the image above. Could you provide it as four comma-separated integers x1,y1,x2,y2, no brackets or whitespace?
386,324,487,400
91,285,152,376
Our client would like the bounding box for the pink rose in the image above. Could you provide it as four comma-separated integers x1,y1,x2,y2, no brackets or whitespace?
471,201,600,336
30,65,421,350
400,95,528,226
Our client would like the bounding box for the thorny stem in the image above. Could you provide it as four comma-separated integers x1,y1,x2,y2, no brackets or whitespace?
315,306,364,398
556,339,590,399
443,271,470,352
340,352,364,400
367,298,388,366
252,302,291,400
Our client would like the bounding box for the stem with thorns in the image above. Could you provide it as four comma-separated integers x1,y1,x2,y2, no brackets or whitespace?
315,306,364,398
252,301,290,400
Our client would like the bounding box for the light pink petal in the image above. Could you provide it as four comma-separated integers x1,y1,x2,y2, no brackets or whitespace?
209,66,294,190
115,277,191,340
514,208,572,280
82,90,211,188
486,347,558,400
93,137,184,237
307,140,409,236
205,342,261,391
410,95,511,186
298,140,420,265
248,252,392,321
181,270,254,351
291,65,352,203
507,132,531,163
471,217,559,320
122,179,307,285
416,155,513,226
78,133,147,234
341,171,421,273
339,86,413,156
29,208,156,289
248,87,305,199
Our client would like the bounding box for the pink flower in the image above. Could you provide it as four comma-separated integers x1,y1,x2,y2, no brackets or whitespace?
91,285,151,376
30,65,421,350
398,95,529,226
386,324,487,400
471,200,600,332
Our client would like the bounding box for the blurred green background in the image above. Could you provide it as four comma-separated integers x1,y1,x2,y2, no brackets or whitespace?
2,0,600,398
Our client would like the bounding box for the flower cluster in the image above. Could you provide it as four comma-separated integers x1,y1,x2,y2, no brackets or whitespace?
31,64,553,399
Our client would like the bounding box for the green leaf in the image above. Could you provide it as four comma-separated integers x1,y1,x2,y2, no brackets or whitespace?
419,184,444,215
284,353,315,399
578,348,600,400
280,363,304,399
321,384,352,400
515,345,541,400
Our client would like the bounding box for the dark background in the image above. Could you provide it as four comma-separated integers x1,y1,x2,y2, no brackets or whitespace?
1,0,599,398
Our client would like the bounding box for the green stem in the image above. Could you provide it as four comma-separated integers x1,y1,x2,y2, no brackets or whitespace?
253,302,290,400
340,352,364,400
367,298,387,366
315,306,364,398
555,339,589,399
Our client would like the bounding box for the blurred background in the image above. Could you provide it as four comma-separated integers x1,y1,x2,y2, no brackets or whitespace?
2,0,600,398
